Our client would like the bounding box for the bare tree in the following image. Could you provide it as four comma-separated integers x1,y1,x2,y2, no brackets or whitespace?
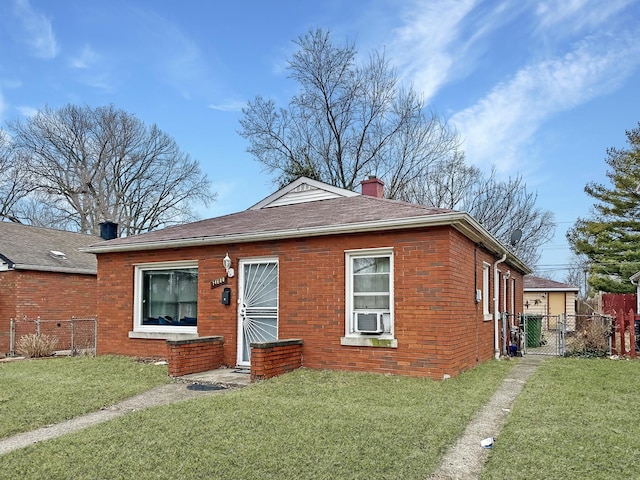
239,29,460,192
0,130,35,223
239,28,553,266
9,104,216,236
564,253,589,298
403,155,555,266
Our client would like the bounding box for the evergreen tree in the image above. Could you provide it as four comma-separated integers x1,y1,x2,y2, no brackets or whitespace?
567,123,640,293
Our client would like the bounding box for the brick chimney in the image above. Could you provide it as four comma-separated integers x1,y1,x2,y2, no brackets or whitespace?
360,176,385,198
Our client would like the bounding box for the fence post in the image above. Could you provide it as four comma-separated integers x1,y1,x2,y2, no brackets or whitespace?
559,314,566,356
36,316,41,336
629,310,636,359
522,314,528,355
618,312,626,356
94,316,98,356
9,318,15,357
71,316,76,355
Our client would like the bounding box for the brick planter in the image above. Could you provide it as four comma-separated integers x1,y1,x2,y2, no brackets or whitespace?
250,339,303,381
166,336,224,377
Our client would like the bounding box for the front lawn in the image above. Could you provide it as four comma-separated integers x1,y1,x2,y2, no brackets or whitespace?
0,361,514,479
0,355,171,439
481,358,640,479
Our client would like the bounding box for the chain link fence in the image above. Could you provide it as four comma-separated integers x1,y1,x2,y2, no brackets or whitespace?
518,313,613,357
9,316,97,357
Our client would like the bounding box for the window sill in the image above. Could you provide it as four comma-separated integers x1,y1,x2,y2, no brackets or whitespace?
128,331,199,341
340,336,398,348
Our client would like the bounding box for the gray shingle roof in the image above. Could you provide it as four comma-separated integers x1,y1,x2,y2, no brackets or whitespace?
84,192,531,275
89,195,453,248
0,222,97,275
524,275,578,291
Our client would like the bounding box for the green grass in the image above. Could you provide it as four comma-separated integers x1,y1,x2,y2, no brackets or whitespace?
0,356,171,439
0,361,514,480
481,358,640,480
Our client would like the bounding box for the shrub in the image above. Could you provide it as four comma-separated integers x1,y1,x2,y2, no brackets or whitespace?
16,333,58,358
566,319,610,357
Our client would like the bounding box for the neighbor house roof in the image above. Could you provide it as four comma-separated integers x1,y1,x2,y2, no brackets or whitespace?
85,177,531,274
524,275,578,292
0,222,98,275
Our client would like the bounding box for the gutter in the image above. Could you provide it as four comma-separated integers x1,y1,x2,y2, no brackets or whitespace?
493,253,507,360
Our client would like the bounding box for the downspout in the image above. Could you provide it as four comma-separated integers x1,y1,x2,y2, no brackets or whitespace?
494,253,507,360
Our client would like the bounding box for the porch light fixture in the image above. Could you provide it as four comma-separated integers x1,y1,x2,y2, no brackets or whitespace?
223,252,235,278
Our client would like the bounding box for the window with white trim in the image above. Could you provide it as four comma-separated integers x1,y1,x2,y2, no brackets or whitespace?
345,249,393,337
483,262,491,320
134,261,198,333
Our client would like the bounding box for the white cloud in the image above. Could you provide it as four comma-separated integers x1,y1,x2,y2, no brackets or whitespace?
388,0,478,102
208,100,246,112
16,105,38,117
535,0,635,34
13,0,59,59
70,44,99,69
68,45,117,92
130,7,213,100
451,32,640,173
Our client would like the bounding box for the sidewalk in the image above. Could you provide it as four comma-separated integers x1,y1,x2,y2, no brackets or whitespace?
428,355,546,480
0,368,251,456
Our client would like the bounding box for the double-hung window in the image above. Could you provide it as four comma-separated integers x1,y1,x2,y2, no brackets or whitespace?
344,248,394,343
133,261,198,334
483,262,491,321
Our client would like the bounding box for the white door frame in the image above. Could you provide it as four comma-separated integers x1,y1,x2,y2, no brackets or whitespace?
236,257,279,367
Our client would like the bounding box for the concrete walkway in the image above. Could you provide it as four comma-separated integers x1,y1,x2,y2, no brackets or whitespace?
428,355,546,480
0,368,251,456
1,357,545,473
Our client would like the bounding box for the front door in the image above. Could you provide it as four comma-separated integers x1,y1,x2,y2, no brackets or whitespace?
237,259,278,367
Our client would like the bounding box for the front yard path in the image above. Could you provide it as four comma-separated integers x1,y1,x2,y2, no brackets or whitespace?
429,355,546,479
0,380,237,455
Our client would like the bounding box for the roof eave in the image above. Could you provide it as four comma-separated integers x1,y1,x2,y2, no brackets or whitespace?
13,264,97,276
525,287,579,292
83,211,531,274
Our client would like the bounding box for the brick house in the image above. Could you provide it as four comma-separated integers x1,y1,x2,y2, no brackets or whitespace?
0,222,99,355
86,177,530,379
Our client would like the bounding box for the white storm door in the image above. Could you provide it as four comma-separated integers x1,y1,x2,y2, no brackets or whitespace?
237,259,278,366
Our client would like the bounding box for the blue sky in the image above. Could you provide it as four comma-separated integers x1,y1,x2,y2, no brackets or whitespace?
1,0,639,280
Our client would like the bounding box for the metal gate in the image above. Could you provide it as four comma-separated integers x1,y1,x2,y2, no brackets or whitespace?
520,313,566,356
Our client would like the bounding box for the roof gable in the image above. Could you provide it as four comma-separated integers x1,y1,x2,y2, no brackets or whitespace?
0,222,98,275
249,177,358,210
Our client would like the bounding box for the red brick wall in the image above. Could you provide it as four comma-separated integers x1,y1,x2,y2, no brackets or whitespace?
95,226,525,379
167,336,224,376
0,270,96,355
250,339,303,381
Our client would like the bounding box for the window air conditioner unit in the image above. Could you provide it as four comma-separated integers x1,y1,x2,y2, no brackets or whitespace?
355,312,384,334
